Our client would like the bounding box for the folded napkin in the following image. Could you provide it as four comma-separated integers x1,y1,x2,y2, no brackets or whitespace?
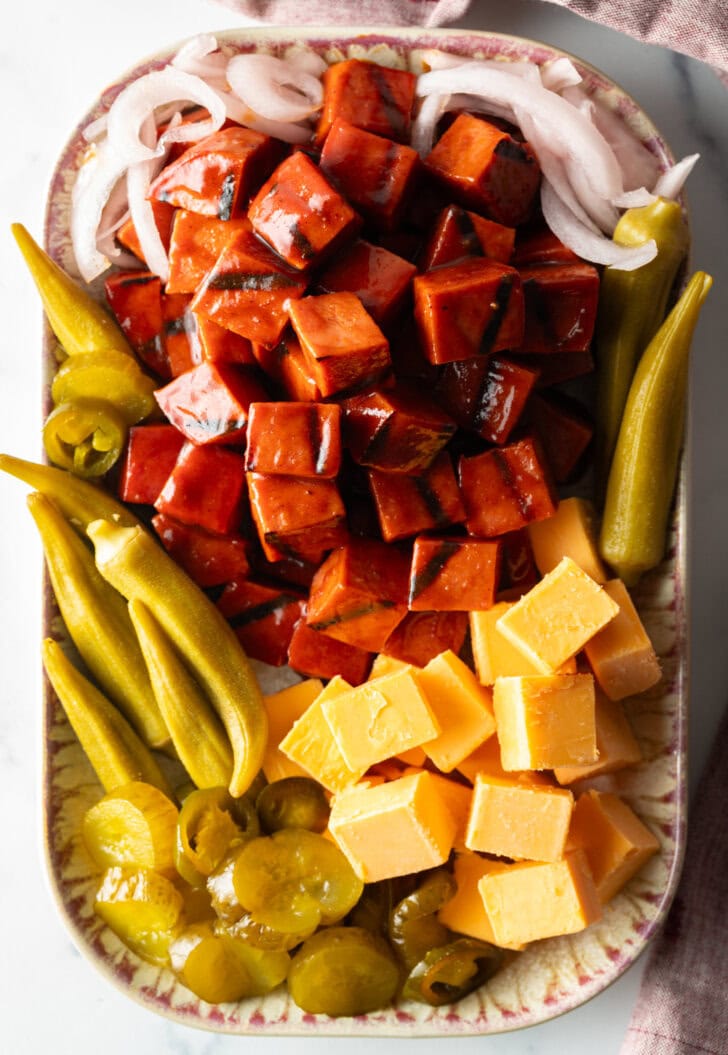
213,0,728,77
620,701,728,1055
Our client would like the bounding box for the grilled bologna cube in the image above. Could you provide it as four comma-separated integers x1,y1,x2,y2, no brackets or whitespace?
154,361,269,446
435,355,539,444
287,619,373,686
424,113,541,227
116,199,175,265
381,610,469,668
166,212,251,295
149,126,281,219
154,443,247,536
194,314,255,367
151,513,250,588
317,239,416,330
367,452,466,543
105,271,170,378
408,535,501,612
118,424,185,506
525,391,594,483
459,435,558,538
247,472,348,564
421,204,516,270
245,402,342,478
315,58,417,146
218,578,307,667
518,262,600,355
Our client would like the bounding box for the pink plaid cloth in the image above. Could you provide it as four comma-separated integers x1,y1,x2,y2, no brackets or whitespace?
213,0,728,75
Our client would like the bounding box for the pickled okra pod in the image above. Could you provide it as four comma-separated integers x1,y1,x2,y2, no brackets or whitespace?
600,270,712,585
42,638,173,798
86,518,268,798
11,223,133,358
594,198,689,491
28,492,168,749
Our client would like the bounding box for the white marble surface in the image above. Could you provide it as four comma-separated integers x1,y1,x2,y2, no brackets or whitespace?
1,1,726,1052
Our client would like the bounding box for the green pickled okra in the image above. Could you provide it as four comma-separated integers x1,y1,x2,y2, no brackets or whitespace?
87,519,267,799
42,638,173,798
11,223,132,358
599,270,712,585
594,198,689,492
0,453,141,532
28,492,168,749
128,598,234,790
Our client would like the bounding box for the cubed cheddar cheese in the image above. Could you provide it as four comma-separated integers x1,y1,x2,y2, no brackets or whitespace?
278,676,367,792
469,603,577,685
479,850,602,946
495,557,620,673
527,497,608,583
554,690,642,785
320,668,439,771
262,678,324,782
465,774,574,861
493,673,598,771
438,853,526,950
328,770,456,882
456,734,554,787
583,579,662,700
568,789,660,903
415,650,496,772
429,773,472,853
367,658,427,765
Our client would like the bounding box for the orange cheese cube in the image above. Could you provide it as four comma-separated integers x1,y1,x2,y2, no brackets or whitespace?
568,789,660,902
320,668,439,771
278,676,367,792
438,853,525,949
527,497,608,583
456,735,553,787
415,650,496,772
328,770,456,882
479,850,602,946
368,654,414,679
465,774,574,861
583,579,662,700
493,673,598,771
495,556,620,673
262,678,323,782
469,603,577,685
554,691,642,784
429,773,472,853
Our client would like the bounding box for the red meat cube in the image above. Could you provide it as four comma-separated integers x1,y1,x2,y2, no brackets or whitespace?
154,361,268,446
408,535,501,611
315,59,416,145
194,314,256,366
368,452,466,543
341,385,455,474
525,391,594,483
317,240,416,330
519,262,600,354
104,271,169,378
306,539,410,652
117,424,185,505
162,291,200,377
245,402,342,478
248,151,361,271
381,611,468,667
435,355,539,444
414,258,524,364
218,578,306,667
421,205,515,270
459,436,558,538
516,350,595,387
149,127,280,218
287,620,373,686
166,211,251,294
155,443,247,536
512,224,580,266
247,472,348,564
191,226,308,347
116,199,176,266
424,113,541,227
288,292,391,398
151,513,249,588
319,119,420,232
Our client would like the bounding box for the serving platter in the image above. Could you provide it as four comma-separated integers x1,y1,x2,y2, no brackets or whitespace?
40,25,688,1036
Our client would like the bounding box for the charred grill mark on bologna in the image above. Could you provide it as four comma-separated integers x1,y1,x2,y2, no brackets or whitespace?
453,207,483,255
208,271,299,292
492,448,533,520
290,221,316,261
308,599,396,632
118,273,159,288
306,406,326,476
409,539,460,602
228,593,302,628
412,474,451,528
370,66,405,137
218,173,237,222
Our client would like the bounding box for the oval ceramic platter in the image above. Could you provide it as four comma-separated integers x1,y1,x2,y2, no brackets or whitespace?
41,25,688,1037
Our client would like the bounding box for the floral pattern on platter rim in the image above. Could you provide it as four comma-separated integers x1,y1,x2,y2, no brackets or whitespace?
40,25,687,1037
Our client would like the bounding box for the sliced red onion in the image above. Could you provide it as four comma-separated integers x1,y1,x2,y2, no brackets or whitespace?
105,67,226,165
449,93,516,124
411,92,451,156
226,53,323,124
540,57,582,93
82,113,109,143
566,161,620,232
126,115,172,282
282,46,328,79
653,153,700,200
612,187,657,208
417,64,624,201
541,180,657,270
71,141,131,282
171,33,229,90
214,89,312,144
